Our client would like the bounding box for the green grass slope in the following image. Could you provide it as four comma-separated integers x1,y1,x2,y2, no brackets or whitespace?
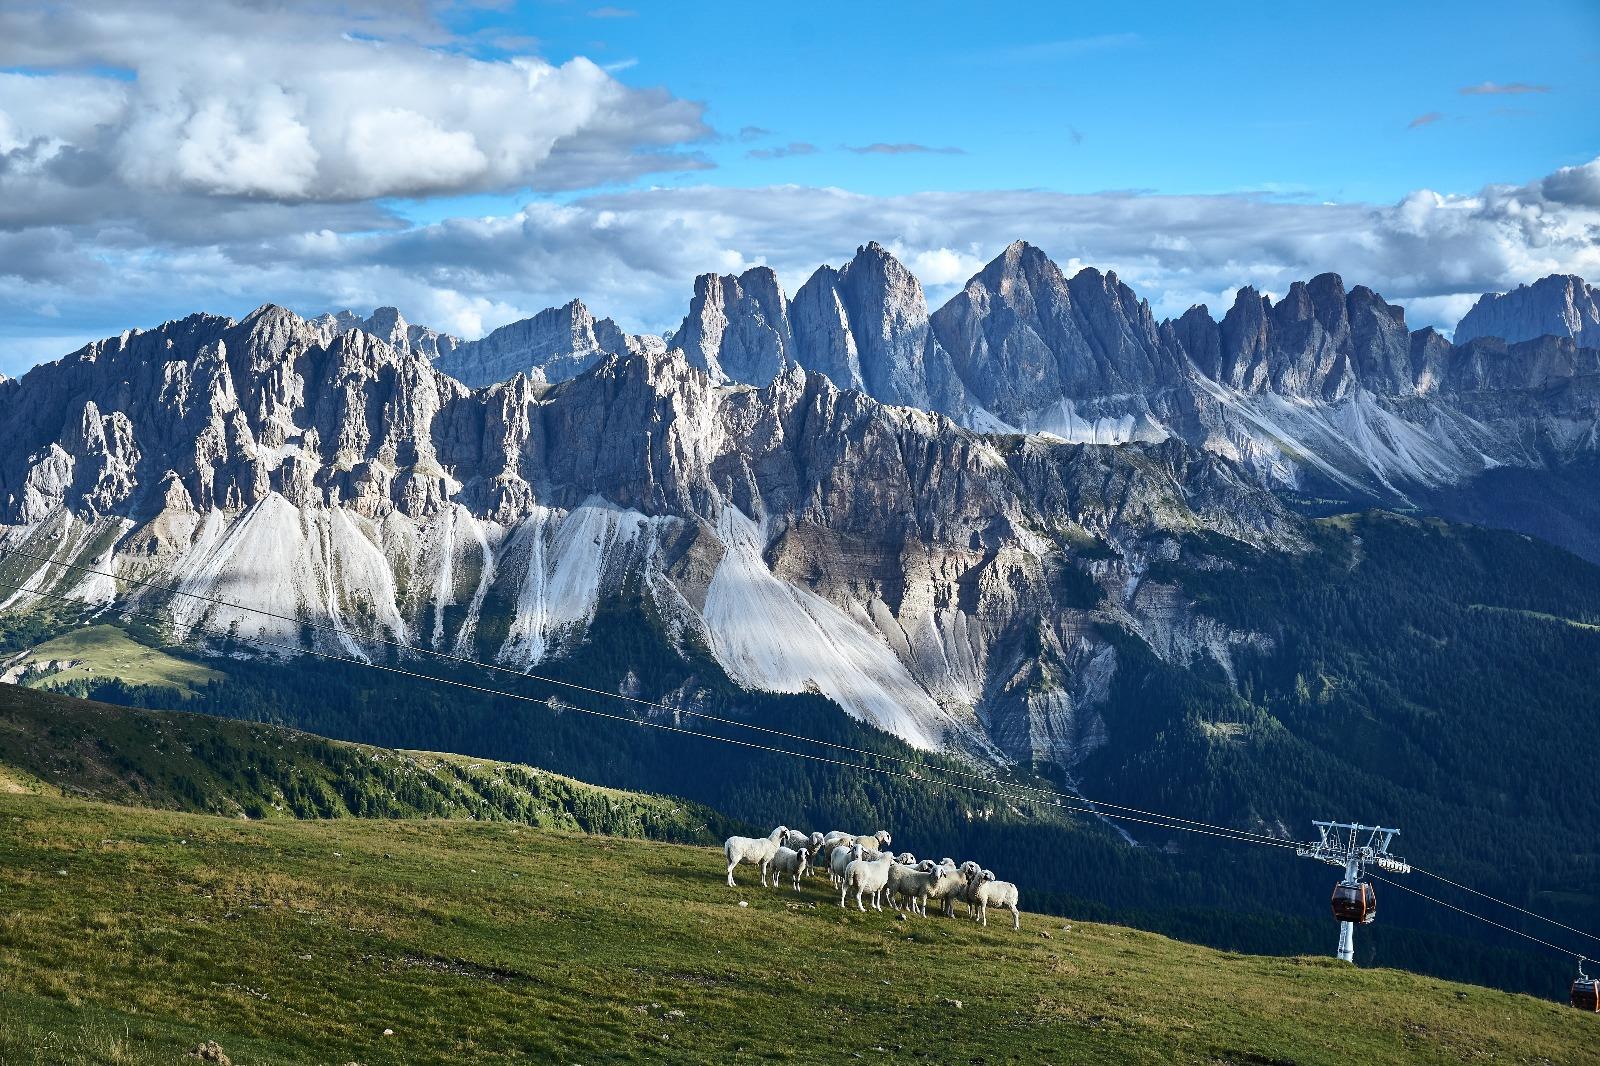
0,793,1594,1065
0,684,729,843
3,623,223,696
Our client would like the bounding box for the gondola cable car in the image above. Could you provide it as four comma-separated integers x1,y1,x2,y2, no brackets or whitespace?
1573,959,1599,1013
1331,878,1376,924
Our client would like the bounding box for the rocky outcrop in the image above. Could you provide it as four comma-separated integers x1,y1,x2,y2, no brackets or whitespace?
1455,275,1600,348
672,268,793,385
930,242,1182,438
0,302,1294,766
1210,275,1414,400
432,299,660,388
312,306,460,362
791,242,972,415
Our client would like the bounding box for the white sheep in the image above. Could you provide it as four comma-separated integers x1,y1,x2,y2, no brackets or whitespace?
723,825,789,887
828,842,888,886
889,863,946,916
767,845,811,890
922,862,971,918
883,853,919,912
840,846,897,912
781,830,825,855
827,844,857,886
967,869,1021,930
955,860,984,916
822,829,892,852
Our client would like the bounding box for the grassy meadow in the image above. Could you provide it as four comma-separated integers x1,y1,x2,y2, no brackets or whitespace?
1,791,1595,1065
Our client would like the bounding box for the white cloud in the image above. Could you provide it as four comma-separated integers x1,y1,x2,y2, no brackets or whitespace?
0,0,711,215
1542,158,1600,207
6,157,1600,371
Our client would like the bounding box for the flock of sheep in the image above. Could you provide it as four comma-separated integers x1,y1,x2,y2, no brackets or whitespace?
722,825,1022,931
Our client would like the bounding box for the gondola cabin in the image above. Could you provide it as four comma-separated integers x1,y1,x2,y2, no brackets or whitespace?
1573,976,1600,1012
1331,880,1376,924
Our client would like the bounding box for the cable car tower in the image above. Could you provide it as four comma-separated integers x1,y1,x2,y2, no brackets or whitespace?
1296,820,1410,962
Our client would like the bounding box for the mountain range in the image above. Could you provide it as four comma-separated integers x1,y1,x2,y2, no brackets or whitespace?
0,242,1596,769
398,243,1600,512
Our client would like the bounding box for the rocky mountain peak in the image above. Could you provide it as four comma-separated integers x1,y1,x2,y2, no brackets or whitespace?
1454,274,1600,348
673,266,794,386
310,304,460,363
433,297,648,388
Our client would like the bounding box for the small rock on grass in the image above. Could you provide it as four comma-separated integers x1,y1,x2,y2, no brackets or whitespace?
187,1041,231,1065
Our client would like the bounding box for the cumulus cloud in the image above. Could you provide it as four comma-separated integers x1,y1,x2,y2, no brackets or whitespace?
1541,158,1600,206
0,0,711,218
1460,81,1551,95
9,155,1598,373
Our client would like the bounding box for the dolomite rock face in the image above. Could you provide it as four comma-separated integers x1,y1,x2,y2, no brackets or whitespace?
9,247,1600,766
0,303,1289,765
789,241,972,416
1455,274,1600,349
392,244,1600,513
671,267,794,386
431,299,660,388
312,306,461,362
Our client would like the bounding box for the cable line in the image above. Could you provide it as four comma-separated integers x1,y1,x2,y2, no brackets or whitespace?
0,544,1307,851
1408,864,1600,951
1369,872,1590,963
0,572,1306,851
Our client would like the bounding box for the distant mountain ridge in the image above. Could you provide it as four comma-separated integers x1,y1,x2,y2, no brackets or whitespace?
3,242,1598,765
370,244,1600,507
1455,274,1600,349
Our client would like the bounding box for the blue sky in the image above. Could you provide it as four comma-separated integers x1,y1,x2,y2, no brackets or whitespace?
412,0,1599,211
0,0,1597,369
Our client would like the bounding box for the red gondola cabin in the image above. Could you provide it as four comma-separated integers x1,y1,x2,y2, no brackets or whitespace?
1331,880,1376,924
1573,977,1600,1012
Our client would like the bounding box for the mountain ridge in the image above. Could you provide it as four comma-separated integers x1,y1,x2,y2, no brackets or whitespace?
5,245,1600,767
318,244,1600,508
0,299,1294,764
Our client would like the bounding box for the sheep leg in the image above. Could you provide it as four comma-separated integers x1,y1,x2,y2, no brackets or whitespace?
839,882,848,909
726,860,737,887
856,888,867,912
1010,904,1020,931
